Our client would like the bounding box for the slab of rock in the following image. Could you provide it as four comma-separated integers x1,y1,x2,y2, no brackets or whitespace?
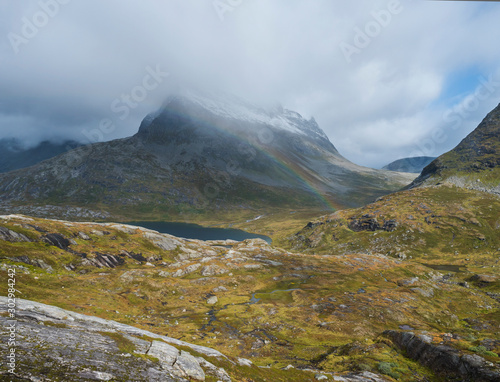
410,287,434,298
244,264,263,270
147,340,179,367
173,263,201,277
143,232,180,251
77,231,91,240
0,297,234,381
42,233,71,249
212,286,227,293
237,358,253,366
333,371,392,381
397,277,419,286
0,297,227,358
470,274,498,284
197,357,231,382
83,253,125,268
175,350,206,381
384,330,500,381
0,226,32,242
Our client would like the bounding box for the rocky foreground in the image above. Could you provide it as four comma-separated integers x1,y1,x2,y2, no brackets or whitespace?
1,214,499,381
0,298,393,381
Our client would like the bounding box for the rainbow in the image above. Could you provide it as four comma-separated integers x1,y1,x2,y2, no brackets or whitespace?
151,106,337,212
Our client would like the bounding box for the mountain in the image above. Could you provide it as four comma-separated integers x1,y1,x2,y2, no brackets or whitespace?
291,101,500,257
410,102,500,195
0,89,414,221
382,156,436,173
285,103,500,380
0,138,82,173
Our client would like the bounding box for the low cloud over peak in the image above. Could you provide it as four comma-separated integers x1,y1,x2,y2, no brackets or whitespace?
1,0,500,167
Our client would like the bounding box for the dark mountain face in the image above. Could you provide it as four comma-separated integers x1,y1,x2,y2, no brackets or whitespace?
410,102,500,195
382,156,436,173
131,90,414,207
133,92,342,190
0,139,82,173
0,90,414,220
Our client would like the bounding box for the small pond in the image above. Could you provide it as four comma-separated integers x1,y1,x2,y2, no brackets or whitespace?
127,221,272,244
421,263,464,273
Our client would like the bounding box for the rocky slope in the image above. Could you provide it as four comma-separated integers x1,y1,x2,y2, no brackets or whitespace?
290,186,500,260
382,156,436,173
0,90,414,222
0,297,230,381
291,102,500,277
1,295,398,381
287,102,500,380
1,214,499,381
410,102,500,195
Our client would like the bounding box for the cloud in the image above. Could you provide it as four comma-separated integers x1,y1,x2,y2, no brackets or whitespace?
1,0,500,167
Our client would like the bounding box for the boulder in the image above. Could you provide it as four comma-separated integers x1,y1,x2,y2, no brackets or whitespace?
384,330,500,381
42,233,71,249
207,296,218,305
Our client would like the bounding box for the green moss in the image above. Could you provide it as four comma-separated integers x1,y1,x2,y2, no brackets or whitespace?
42,321,69,329
469,345,499,358
99,331,136,354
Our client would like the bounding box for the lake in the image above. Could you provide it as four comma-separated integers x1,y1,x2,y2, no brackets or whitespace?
128,221,272,244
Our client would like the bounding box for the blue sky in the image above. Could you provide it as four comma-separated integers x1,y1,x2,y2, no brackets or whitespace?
440,66,485,106
0,0,499,168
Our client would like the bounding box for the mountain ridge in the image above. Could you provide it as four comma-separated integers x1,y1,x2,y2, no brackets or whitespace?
0,90,414,221
0,138,82,173
410,102,500,195
382,156,436,173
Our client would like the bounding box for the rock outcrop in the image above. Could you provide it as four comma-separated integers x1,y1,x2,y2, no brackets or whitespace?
348,215,398,232
0,296,393,381
0,297,229,381
384,330,500,381
0,226,32,242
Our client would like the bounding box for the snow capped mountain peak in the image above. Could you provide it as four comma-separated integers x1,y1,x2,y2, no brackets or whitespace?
157,87,330,141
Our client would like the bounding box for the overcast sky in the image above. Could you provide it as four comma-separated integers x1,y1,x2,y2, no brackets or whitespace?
1,0,500,168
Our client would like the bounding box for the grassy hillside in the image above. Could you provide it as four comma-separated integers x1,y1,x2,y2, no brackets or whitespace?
411,102,500,194
290,186,500,261
1,214,499,380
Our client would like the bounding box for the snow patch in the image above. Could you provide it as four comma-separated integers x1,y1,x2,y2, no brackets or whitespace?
170,88,329,140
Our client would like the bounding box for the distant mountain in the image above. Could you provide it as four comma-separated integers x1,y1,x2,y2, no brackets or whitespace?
410,102,500,195
0,89,414,221
382,156,436,173
0,139,82,173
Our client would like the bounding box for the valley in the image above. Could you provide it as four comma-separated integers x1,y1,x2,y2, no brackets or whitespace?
0,93,499,382
3,2,500,381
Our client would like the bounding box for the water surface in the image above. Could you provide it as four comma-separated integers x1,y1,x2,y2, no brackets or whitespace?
128,221,272,244
422,263,464,272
